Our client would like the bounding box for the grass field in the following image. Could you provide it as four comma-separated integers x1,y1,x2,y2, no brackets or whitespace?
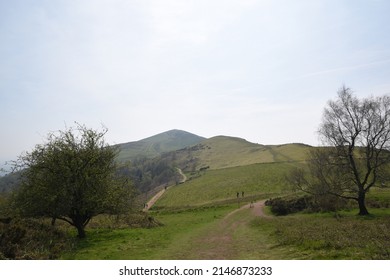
171,137,313,171
257,208,390,259
63,203,390,260
154,162,302,209
63,205,234,259
61,157,390,260
63,203,311,260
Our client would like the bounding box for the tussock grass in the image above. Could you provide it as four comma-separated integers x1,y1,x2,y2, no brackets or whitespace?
0,218,73,259
88,212,163,229
258,210,390,259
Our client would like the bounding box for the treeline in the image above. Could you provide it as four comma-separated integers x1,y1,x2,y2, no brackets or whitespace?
0,172,21,193
117,147,205,193
0,150,198,196
116,156,177,193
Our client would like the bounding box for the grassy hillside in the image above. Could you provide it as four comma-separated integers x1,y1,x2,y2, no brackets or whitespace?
115,129,206,162
153,161,304,209
166,136,312,172
116,135,313,197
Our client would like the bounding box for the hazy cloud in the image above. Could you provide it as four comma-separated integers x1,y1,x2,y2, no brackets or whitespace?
1,0,390,169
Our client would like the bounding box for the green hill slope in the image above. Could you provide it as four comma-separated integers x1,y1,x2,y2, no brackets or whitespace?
115,129,206,162
0,131,312,197
168,136,312,172
154,161,307,209
151,137,313,209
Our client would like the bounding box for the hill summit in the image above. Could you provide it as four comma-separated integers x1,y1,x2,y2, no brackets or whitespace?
116,129,206,162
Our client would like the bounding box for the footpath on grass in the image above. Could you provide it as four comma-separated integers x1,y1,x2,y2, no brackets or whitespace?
176,200,301,259
143,171,300,259
155,195,298,259
182,200,274,259
143,168,186,211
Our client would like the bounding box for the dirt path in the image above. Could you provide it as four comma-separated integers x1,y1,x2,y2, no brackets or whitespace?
143,175,281,259
183,200,272,259
225,200,269,220
143,188,166,211
143,168,187,211
176,168,187,184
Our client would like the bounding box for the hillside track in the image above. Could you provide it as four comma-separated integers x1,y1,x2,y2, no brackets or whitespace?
143,168,187,211
225,200,269,220
143,188,166,211
184,200,274,260
176,168,187,183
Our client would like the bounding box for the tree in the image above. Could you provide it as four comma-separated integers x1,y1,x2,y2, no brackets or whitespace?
12,124,134,238
290,86,390,215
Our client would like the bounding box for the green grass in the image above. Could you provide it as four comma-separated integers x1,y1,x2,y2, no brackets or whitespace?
62,203,309,260
62,205,234,259
366,187,390,208
61,159,390,260
171,137,312,171
256,208,390,259
62,202,390,260
154,162,299,209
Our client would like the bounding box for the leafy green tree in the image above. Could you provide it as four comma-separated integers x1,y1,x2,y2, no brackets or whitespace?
290,87,390,215
12,124,134,238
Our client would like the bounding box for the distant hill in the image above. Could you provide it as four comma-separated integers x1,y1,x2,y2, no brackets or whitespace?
0,130,313,195
163,135,313,171
115,129,206,162
153,137,314,209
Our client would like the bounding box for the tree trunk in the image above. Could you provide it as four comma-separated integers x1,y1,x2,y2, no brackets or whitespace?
72,215,87,238
75,223,86,238
357,191,369,216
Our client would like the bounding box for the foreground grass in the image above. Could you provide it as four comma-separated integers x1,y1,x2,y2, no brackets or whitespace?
62,187,390,260
184,207,306,260
256,208,390,259
62,203,306,260
62,205,234,259
62,204,390,260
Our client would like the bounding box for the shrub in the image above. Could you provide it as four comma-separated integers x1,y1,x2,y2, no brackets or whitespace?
265,195,348,216
87,212,164,229
0,218,72,259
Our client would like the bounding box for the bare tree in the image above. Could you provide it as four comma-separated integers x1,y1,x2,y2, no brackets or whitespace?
290,86,390,215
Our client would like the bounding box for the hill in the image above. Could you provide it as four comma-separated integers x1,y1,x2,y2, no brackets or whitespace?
152,137,313,208
115,129,206,162
0,130,312,195
154,161,300,209
163,136,312,172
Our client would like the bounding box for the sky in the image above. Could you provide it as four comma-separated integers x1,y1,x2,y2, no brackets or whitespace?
1,0,390,173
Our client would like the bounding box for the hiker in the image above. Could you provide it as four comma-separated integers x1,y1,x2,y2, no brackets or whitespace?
236,192,239,198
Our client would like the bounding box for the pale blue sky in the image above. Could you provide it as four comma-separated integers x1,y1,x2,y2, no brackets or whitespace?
1,0,390,172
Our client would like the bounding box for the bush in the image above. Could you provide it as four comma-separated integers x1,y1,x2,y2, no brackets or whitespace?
0,218,72,259
265,195,348,216
266,196,310,215
87,212,164,229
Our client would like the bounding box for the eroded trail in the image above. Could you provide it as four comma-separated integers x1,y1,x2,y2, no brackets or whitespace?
143,188,166,211
144,168,186,211
184,200,274,260
144,183,295,259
